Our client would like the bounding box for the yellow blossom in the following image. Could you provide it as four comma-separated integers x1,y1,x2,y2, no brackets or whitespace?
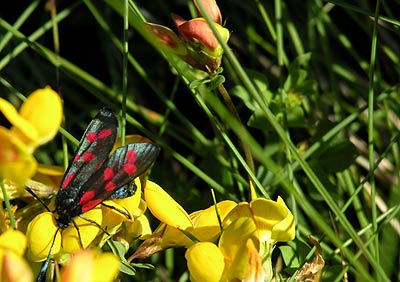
185,242,225,282
60,249,120,282
181,196,295,281
0,87,63,152
133,196,236,259
0,87,62,184
0,230,33,282
144,180,192,229
26,207,102,262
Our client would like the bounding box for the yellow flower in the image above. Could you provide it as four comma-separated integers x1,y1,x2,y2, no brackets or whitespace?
0,126,37,184
131,194,236,259
60,249,120,282
0,87,63,152
185,242,225,282
144,180,192,230
183,197,295,281
223,197,295,244
0,230,33,282
0,87,62,184
26,207,103,262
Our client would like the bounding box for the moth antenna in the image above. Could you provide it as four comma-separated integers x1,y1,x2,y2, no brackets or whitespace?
25,187,52,213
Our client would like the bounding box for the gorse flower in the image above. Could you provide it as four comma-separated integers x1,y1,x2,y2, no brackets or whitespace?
26,207,103,262
58,249,120,282
135,180,295,282
0,230,33,282
0,87,63,185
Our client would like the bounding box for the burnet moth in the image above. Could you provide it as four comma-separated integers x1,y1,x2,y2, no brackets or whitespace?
28,108,160,281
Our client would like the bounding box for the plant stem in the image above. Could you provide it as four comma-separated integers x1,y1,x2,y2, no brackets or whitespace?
217,83,255,176
0,179,16,229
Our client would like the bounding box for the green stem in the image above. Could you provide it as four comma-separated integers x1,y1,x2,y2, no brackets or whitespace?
120,0,129,146
0,179,16,229
368,0,381,273
217,84,255,176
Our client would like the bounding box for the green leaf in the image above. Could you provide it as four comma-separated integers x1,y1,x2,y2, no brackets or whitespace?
120,262,137,276
314,140,359,173
231,70,272,111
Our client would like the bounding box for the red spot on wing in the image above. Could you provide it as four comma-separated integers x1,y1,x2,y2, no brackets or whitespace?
105,181,116,191
81,199,103,213
83,152,96,162
103,167,114,181
73,154,81,162
126,149,137,163
86,129,112,144
98,129,112,139
61,173,75,189
86,132,97,143
123,163,137,174
123,149,137,174
80,190,95,204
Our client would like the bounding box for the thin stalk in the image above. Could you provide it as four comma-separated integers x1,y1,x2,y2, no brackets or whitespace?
0,179,16,229
368,0,381,272
120,0,129,146
217,84,255,175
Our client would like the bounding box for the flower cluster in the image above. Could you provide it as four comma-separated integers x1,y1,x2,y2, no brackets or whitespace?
144,0,230,73
0,87,62,186
134,181,296,281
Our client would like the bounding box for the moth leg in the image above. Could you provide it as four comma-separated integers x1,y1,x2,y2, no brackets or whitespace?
77,215,111,236
101,202,132,220
72,220,84,248
36,228,60,282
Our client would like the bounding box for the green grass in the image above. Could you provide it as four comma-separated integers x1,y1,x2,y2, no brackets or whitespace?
1,0,400,281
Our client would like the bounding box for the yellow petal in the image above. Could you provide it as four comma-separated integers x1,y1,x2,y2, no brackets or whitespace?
185,242,224,282
61,207,102,254
91,252,120,282
0,230,27,256
245,238,269,282
189,200,236,244
14,87,63,150
219,217,257,281
0,99,37,144
135,200,237,252
0,250,33,282
251,197,295,243
61,250,93,282
222,202,252,228
144,181,192,229
0,127,37,184
26,212,61,262
123,214,152,242
270,197,295,242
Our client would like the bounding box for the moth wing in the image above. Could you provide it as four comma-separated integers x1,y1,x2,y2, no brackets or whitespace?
60,108,118,190
78,142,160,212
